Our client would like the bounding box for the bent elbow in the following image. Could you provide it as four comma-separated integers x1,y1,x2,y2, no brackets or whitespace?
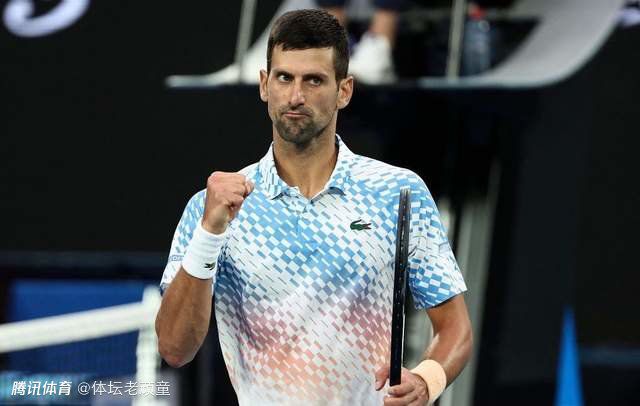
163,353,190,369
157,339,193,368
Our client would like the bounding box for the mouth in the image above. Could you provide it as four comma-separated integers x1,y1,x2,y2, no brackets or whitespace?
283,111,309,118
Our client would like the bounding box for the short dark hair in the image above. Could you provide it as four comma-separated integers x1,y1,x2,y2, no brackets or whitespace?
267,9,349,81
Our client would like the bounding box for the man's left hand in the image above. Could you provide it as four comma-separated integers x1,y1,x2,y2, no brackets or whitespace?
374,364,429,405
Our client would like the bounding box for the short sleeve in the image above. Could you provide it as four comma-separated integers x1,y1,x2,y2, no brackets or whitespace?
159,190,210,294
406,180,467,309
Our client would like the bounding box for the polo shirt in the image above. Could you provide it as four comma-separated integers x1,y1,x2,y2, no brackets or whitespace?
160,135,467,405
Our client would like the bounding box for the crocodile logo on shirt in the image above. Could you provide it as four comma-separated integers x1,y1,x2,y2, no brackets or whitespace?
204,262,216,270
350,219,372,230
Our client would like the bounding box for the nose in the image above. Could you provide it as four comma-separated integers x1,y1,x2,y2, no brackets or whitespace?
289,79,306,107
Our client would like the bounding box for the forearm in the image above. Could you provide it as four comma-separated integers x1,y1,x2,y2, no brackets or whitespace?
155,268,212,368
422,319,473,386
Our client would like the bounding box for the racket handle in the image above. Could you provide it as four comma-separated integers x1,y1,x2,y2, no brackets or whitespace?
390,351,403,386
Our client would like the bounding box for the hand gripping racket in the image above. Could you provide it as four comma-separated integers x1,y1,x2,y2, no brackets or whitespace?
390,187,411,386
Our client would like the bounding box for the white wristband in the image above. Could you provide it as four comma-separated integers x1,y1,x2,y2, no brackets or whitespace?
181,220,227,280
410,359,447,404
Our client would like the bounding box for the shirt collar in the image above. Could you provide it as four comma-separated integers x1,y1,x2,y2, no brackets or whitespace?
258,134,354,200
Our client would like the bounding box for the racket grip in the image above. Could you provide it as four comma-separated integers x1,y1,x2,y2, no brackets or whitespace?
390,354,402,386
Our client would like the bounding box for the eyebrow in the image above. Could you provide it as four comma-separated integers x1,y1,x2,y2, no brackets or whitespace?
273,69,329,81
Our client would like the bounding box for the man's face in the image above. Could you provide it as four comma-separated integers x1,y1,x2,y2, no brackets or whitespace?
260,45,353,147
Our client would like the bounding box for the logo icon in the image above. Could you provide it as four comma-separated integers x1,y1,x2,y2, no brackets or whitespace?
3,0,90,38
350,219,372,231
204,262,216,270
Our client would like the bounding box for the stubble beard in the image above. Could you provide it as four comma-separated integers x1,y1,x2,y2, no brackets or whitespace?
274,108,332,149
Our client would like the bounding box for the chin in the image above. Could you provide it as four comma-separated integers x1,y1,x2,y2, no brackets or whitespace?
276,126,311,144
282,134,313,146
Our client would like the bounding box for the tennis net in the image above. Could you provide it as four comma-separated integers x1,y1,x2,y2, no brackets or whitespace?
0,285,163,405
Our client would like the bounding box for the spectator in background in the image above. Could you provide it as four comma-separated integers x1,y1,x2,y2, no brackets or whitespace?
318,0,405,84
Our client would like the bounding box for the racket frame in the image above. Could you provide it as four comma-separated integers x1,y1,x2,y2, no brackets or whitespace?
390,187,411,386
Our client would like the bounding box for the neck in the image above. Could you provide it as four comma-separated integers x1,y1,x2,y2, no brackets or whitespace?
272,129,338,199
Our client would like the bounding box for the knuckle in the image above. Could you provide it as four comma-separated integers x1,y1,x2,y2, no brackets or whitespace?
209,171,231,184
207,175,219,187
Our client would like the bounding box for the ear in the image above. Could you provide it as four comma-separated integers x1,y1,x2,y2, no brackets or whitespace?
259,69,269,102
337,75,354,110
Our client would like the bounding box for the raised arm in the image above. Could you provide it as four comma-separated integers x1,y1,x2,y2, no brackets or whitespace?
155,172,254,368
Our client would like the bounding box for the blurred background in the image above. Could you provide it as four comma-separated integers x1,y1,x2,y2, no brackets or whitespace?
1,0,639,405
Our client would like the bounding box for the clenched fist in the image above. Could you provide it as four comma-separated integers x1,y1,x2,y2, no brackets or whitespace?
201,172,254,234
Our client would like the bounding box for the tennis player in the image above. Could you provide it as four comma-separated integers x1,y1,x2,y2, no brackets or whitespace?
156,9,472,406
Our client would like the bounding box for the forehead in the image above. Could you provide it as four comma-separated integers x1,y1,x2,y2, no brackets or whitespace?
270,45,335,76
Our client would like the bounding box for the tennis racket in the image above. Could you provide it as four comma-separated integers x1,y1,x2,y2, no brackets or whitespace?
390,187,411,386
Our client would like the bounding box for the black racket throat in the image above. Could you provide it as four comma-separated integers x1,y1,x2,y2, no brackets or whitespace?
390,187,411,386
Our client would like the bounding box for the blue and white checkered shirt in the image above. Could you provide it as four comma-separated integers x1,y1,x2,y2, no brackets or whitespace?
161,135,466,405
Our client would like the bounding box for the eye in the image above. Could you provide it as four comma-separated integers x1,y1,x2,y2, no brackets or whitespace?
277,73,291,82
308,77,322,86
